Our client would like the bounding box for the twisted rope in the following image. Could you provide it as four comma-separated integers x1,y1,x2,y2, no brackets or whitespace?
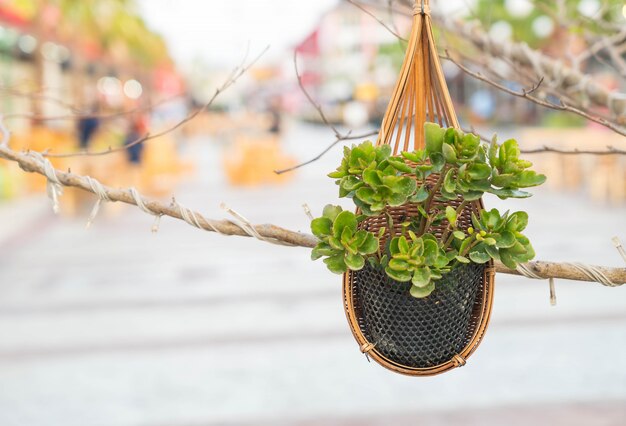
569,262,617,287
517,263,557,306
172,199,228,235
26,151,63,214
85,176,112,229
413,0,430,16
0,119,63,215
129,187,162,233
221,203,296,247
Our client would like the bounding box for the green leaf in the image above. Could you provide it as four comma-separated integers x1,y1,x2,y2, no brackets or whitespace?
344,252,365,270
358,233,379,255
424,122,445,154
462,190,484,201
499,249,518,269
507,211,529,232
410,185,429,203
332,211,357,237
398,236,410,254
388,258,409,271
376,144,392,161
469,250,491,264
453,231,466,240
311,243,335,260
389,237,400,254
401,150,425,163
495,230,516,248
410,281,435,298
442,143,458,163
323,254,347,274
394,177,417,197
328,170,346,179
388,192,409,207
489,135,499,167
434,253,450,268
322,205,342,221
340,175,363,191
423,239,439,265
443,169,456,193
387,158,413,173
412,267,432,287
456,255,470,264
489,188,532,199
362,169,383,187
459,237,473,256
355,187,376,203
483,237,497,246
467,163,491,180
491,173,517,188
429,152,446,171
328,237,343,250
353,230,368,248
485,244,500,260
341,226,354,245
385,267,412,282
445,206,457,227
311,217,332,237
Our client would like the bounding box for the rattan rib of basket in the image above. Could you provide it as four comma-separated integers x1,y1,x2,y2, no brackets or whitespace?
341,0,495,376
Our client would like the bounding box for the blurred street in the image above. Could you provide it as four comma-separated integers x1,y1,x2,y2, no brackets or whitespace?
0,122,625,426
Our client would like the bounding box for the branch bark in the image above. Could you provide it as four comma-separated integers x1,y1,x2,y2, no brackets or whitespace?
0,141,624,286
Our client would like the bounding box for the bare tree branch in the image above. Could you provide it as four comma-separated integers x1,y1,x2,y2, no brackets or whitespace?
443,51,626,136
0,138,624,285
274,52,379,174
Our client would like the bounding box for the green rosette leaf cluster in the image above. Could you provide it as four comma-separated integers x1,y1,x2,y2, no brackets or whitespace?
310,205,379,274
385,232,453,298
328,142,417,215
452,209,535,270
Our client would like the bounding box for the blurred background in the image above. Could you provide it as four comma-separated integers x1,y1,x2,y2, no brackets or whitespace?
0,0,624,425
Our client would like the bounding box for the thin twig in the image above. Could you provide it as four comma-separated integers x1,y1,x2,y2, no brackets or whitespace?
443,51,626,136
44,47,269,158
274,53,379,174
347,0,407,41
3,93,185,121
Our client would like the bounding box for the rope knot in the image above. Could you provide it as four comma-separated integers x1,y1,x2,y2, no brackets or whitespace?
360,342,376,354
452,354,466,367
413,2,430,16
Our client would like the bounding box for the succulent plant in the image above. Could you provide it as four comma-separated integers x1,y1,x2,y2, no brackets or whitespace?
385,232,452,298
451,208,535,270
328,141,417,215
312,122,546,298
310,205,380,274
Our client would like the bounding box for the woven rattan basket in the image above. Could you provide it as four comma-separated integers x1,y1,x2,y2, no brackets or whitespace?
343,0,495,376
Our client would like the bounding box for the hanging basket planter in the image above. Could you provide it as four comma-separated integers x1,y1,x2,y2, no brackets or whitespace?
343,2,495,375
309,0,545,376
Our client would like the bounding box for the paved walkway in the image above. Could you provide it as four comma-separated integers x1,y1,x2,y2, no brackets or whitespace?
0,123,624,425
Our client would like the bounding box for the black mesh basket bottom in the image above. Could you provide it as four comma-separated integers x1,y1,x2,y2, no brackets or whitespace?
353,262,484,368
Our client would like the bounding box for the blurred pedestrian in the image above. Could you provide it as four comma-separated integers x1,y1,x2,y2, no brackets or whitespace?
125,113,149,165
77,103,101,150
268,97,282,137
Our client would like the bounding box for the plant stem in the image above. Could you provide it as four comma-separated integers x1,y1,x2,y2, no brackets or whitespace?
441,200,468,244
418,166,450,235
461,237,481,257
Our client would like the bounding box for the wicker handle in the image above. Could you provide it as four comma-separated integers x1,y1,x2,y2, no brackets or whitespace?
377,0,457,154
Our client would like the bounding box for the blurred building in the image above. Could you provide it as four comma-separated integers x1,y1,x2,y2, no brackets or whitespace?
0,0,182,132
292,2,407,125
